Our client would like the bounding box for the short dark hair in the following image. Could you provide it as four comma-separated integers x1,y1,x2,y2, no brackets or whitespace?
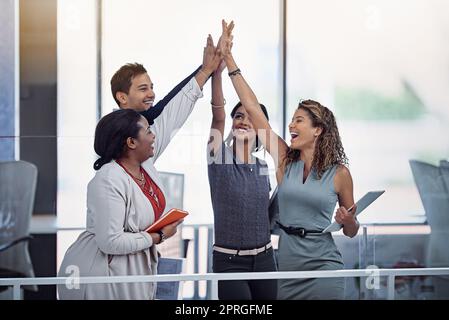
93,109,142,170
230,102,270,152
110,63,147,106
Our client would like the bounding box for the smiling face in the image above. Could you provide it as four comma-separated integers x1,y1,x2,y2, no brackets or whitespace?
128,116,156,161
288,107,322,151
231,106,257,145
117,73,155,112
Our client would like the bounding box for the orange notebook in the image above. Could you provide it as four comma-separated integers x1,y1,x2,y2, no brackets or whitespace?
145,208,188,233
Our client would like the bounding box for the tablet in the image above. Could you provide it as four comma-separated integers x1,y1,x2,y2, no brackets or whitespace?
322,190,385,233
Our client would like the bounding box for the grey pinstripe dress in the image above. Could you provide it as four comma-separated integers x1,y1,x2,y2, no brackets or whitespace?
276,160,345,300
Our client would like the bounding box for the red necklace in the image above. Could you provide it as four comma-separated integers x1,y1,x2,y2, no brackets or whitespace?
116,160,164,216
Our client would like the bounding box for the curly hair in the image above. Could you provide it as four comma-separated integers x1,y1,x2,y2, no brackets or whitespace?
284,99,348,179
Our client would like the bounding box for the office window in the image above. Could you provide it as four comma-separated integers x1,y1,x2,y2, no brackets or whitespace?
286,0,449,223
57,0,98,259
0,0,18,161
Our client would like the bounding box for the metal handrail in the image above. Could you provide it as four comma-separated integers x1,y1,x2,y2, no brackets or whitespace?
1,267,449,300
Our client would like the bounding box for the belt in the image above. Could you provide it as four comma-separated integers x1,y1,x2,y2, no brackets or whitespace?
277,221,323,238
213,243,272,256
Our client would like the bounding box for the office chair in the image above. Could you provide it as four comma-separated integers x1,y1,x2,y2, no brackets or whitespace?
0,161,38,294
409,159,449,298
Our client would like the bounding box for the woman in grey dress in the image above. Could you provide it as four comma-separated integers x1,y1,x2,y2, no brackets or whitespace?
219,20,359,300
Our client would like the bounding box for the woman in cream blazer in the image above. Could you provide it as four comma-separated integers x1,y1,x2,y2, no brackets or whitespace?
57,76,203,300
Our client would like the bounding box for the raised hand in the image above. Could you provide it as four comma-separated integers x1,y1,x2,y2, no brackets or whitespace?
201,34,223,76
215,19,234,74
217,19,234,57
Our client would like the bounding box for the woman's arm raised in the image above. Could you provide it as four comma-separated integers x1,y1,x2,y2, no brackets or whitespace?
208,36,227,157
219,20,289,171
